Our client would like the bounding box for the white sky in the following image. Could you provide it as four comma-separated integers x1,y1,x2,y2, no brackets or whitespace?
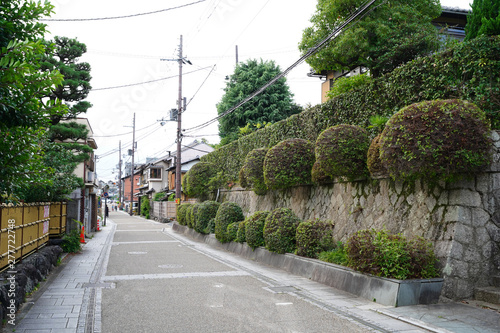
44,0,472,182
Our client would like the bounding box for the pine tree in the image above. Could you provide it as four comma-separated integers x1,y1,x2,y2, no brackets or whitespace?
465,0,500,40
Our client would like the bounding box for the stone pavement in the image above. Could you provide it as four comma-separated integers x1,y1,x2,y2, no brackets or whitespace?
3,210,500,333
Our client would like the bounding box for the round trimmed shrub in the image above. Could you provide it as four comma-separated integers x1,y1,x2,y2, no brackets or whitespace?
296,219,335,258
263,208,301,254
315,124,369,181
311,161,333,185
184,162,216,200
195,200,220,234
241,148,268,195
264,139,315,190
214,202,244,243
226,222,239,242
245,211,270,250
367,134,387,177
380,99,492,183
238,167,248,188
235,220,246,243
176,203,192,226
187,203,200,229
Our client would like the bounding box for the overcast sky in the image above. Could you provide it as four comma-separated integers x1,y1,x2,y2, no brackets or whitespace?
44,0,472,182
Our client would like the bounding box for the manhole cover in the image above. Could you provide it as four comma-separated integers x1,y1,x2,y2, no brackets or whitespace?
158,264,184,269
128,251,147,255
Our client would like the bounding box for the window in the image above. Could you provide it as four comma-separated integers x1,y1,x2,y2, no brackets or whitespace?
150,167,162,180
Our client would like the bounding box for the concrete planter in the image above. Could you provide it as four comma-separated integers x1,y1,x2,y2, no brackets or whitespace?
172,223,443,307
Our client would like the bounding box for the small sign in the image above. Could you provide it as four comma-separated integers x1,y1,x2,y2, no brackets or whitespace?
43,220,49,234
103,192,109,197
175,198,181,204
44,205,50,218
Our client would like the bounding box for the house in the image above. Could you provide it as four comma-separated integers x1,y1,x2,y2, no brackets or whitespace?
122,169,141,213
63,118,98,233
310,6,469,103
135,140,214,205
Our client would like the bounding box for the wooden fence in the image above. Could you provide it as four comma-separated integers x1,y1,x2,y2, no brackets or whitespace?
0,202,67,271
150,200,197,221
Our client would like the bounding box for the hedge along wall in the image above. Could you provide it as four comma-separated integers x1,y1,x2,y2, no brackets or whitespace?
221,131,500,301
201,36,500,182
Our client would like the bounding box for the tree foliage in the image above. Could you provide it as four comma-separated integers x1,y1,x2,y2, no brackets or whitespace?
465,0,500,40
40,36,92,122
0,1,69,198
217,59,301,145
299,0,441,77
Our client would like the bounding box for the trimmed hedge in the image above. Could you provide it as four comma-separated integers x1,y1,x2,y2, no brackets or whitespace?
195,200,220,234
236,220,246,243
367,134,387,177
201,36,500,183
296,219,335,259
214,202,244,243
176,203,192,226
245,211,270,250
263,139,315,190
315,125,369,181
184,162,216,200
263,208,301,254
241,148,268,195
380,99,492,183
186,203,200,229
226,222,239,242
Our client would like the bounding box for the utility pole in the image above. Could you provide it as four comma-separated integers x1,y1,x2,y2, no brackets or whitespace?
161,35,191,202
235,45,239,65
176,36,183,202
129,113,136,216
118,140,122,208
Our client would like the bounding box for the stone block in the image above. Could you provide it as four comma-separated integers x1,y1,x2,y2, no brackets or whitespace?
448,189,482,207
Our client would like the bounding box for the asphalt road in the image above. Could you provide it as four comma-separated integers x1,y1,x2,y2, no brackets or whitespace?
101,212,374,333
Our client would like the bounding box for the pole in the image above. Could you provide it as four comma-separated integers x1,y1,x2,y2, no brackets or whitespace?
175,35,183,201
235,45,238,65
118,140,122,209
130,113,136,216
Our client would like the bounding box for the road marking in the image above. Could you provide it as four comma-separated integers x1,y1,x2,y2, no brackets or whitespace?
103,270,250,281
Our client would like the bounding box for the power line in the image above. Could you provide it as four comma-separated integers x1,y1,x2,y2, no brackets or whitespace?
92,66,212,91
93,121,159,138
183,0,379,135
41,0,207,21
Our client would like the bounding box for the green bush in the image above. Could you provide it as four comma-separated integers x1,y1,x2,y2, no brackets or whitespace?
238,167,248,188
264,139,315,190
318,242,348,266
367,134,387,177
195,200,220,234
241,148,268,195
226,222,239,242
346,229,439,280
153,192,166,201
263,208,301,254
186,203,200,229
326,73,372,100
176,203,191,225
315,124,369,181
236,220,246,243
214,202,244,243
201,36,500,183
296,219,335,258
311,161,333,185
380,99,492,183
61,229,81,253
206,218,216,234
245,211,270,249
140,197,150,218
184,162,216,200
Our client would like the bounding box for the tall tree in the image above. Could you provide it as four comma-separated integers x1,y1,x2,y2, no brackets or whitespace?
465,0,500,40
217,59,301,145
299,0,441,77
40,36,92,123
0,1,68,199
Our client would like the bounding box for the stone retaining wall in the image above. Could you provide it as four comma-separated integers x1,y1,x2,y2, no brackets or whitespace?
220,132,500,301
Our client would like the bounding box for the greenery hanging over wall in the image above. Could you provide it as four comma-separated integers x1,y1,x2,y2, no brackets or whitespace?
201,36,500,184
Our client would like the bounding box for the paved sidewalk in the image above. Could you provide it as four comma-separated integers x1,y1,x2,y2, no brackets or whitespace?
3,220,114,333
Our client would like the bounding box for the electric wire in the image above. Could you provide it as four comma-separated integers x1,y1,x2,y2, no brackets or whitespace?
183,0,379,135
92,66,212,91
41,0,207,21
